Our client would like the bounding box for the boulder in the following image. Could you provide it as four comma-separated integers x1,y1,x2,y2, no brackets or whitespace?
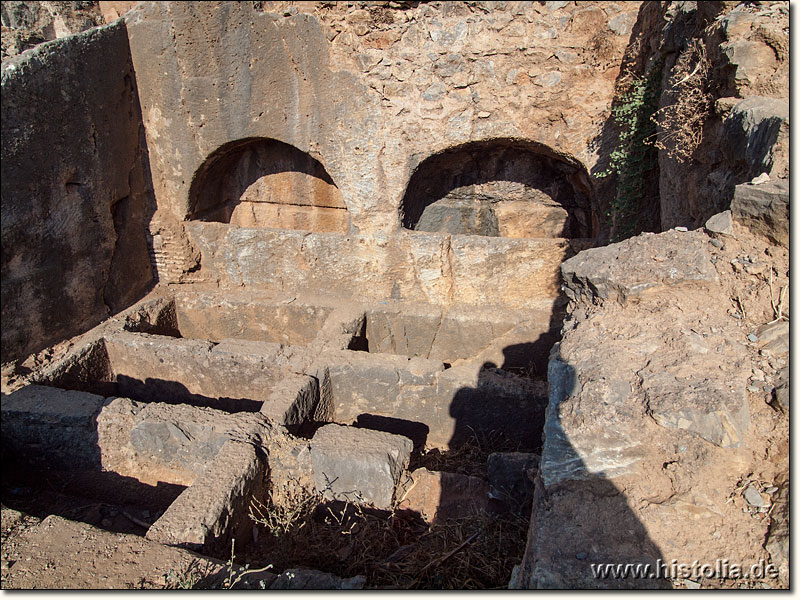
310,424,412,509
731,180,789,247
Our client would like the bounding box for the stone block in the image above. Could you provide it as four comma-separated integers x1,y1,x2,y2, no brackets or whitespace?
174,290,333,346
731,180,789,247
396,467,488,522
1,384,105,470
494,200,570,238
260,373,320,426
561,231,718,305
146,439,267,555
96,397,239,486
103,331,289,412
310,424,412,509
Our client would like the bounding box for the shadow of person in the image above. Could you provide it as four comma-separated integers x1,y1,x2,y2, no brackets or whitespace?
443,357,669,589
510,358,670,589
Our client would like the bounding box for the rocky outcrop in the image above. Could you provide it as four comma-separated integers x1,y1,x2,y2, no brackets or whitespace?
653,2,789,230
515,224,789,589
1,21,155,363
1,1,104,59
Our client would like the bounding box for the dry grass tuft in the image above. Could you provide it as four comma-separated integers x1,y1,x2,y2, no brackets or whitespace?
242,433,533,589
245,492,529,589
652,40,713,162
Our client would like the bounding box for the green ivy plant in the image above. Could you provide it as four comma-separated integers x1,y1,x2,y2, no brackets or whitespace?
595,63,662,242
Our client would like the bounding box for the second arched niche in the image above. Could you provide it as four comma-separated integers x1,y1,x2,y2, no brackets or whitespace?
401,139,595,239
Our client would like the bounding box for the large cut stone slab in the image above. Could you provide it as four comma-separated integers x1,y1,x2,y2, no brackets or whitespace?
146,439,267,555
310,424,412,509
561,230,718,305
96,397,242,486
1,384,106,470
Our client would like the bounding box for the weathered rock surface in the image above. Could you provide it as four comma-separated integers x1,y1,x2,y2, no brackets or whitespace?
1,21,155,363
517,226,787,589
310,423,412,509
561,230,718,305
1,385,106,470
396,467,488,522
731,179,789,247
722,98,789,179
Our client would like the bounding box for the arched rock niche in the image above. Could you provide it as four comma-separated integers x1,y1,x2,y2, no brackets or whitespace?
401,139,595,239
188,138,348,232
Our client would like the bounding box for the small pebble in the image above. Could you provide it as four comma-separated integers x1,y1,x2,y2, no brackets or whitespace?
674,226,688,232
765,486,778,494
575,552,588,560
760,349,772,357
685,579,702,590
752,368,765,380
747,385,761,393
744,484,768,508
710,239,724,249
747,333,759,342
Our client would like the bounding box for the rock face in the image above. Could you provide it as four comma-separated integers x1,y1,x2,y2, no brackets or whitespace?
515,225,789,589
120,1,637,236
604,2,788,234
1,21,155,363
1,1,104,59
310,423,412,510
